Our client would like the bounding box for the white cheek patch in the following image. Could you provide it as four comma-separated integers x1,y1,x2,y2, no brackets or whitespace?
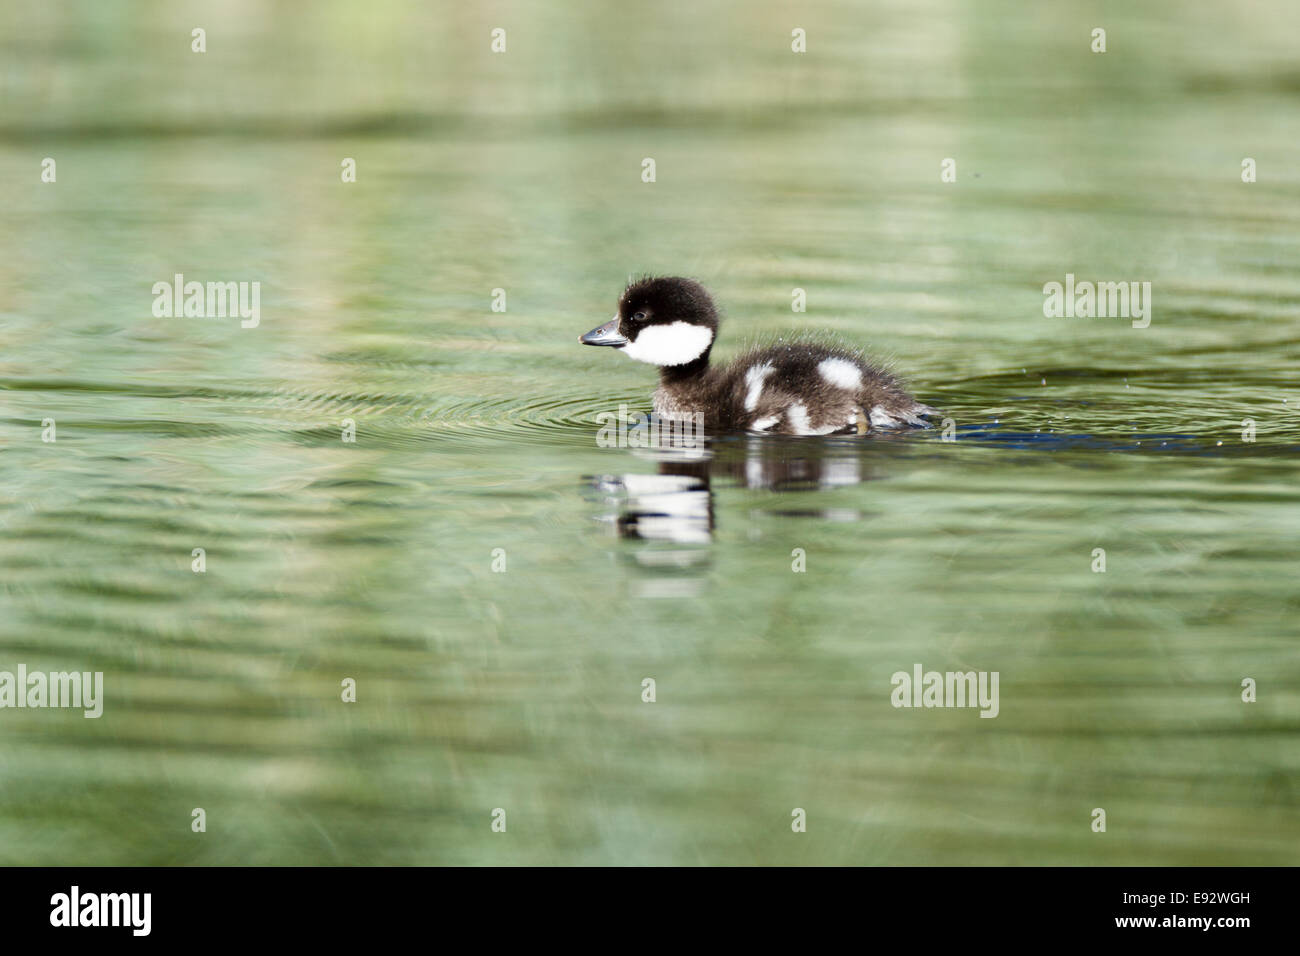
743,363,775,411
818,357,863,390
621,322,714,366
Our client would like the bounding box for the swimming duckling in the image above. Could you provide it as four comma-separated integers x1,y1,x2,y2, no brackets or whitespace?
580,276,934,435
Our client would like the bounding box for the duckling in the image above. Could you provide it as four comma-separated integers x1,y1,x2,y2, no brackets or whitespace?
580,276,934,435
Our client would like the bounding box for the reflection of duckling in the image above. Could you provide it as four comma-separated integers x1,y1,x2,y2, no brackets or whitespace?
581,276,934,436
590,438,880,549
603,471,713,545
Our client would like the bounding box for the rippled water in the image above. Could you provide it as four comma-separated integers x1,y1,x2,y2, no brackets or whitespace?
1,1,1298,865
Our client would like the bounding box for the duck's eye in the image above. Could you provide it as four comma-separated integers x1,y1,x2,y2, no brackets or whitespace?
633,311,647,321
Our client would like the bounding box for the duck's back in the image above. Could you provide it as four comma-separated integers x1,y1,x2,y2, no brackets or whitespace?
708,338,933,435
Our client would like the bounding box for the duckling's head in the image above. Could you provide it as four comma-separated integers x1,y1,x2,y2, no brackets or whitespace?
580,276,718,367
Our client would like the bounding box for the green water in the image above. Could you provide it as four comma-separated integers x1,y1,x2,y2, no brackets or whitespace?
1,1,1298,865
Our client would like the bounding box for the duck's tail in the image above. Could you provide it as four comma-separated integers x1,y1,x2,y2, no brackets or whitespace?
861,388,938,430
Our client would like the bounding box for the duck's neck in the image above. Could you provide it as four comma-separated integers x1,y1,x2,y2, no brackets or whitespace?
658,354,711,386
653,355,718,423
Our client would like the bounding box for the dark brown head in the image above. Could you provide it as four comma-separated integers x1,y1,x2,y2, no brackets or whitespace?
580,276,719,367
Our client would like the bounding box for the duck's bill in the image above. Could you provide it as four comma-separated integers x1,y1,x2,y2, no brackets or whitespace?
580,318,628,347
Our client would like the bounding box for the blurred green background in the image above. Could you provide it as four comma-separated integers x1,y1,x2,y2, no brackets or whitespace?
0,0,1298,864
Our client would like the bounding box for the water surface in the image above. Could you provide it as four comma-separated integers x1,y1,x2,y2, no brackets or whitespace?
1,0,1298,865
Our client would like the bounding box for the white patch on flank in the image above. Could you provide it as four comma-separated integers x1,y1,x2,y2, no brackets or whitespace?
817,357,862,390
786,403,812,434
784,403,843,436
751,415,779,431
743,363,775,411
621,322,714,366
